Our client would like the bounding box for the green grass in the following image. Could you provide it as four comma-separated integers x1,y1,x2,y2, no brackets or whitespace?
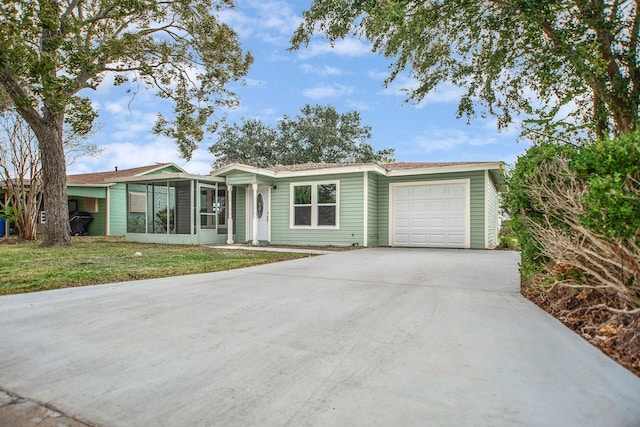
0,237,311,295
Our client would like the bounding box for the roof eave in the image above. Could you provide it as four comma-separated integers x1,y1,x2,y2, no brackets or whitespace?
111,172,225,183
133,162,187,176
274,164,385,178
66,183,114,188
385,162,504,177
210,163,277,178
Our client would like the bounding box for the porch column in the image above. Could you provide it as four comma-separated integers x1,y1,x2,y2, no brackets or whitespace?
252,183,259,245
226,185,234,244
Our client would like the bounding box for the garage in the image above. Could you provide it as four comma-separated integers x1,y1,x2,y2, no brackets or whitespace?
391,181,469,248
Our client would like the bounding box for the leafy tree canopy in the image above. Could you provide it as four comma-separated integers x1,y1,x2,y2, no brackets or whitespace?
0,0,252,245
0,0,252,157
209,104,395,168
291,0,640,142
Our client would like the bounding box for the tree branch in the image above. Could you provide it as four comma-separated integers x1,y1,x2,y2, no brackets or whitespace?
0,68,43,126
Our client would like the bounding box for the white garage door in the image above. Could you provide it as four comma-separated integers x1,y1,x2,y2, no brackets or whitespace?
392,182,467,248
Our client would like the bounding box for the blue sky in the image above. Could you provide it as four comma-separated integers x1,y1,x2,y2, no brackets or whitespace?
69,0,531,175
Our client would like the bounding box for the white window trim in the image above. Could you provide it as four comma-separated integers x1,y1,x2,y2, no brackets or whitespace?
289,181,340,229
388,179,471,248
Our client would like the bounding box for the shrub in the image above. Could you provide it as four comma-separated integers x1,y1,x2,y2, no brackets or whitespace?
504,133,640,308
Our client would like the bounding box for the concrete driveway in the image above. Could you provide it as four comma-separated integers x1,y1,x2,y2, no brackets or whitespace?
0,248,639,426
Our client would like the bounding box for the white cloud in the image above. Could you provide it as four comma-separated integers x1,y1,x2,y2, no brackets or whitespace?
68,139,214,176
68,88,217,176
297,38,372,59
481,116,522,136
418,83,466,107
409,128,497,154
379,76,465,107
346,99,372,111
300,64,343,76
220,1,302,44
178,147,214,175
104,101,126,115
243,78,265,87
302,83,355,99
368,70,388,81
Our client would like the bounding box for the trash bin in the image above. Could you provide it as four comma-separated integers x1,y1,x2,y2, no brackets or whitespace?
69,211,93,236
0,218,5,237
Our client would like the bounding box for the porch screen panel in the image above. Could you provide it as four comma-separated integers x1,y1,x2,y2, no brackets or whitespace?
171,181,191,234
149,182,169,234
127,184,147,233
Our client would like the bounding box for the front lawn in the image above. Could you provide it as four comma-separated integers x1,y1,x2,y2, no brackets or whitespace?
0,237,310,295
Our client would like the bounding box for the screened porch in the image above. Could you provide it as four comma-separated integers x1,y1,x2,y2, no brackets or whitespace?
114,173,236,245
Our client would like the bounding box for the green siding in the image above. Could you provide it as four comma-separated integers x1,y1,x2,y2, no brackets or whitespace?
108,184,127,236
86,198,107,235
234,186,246,242
377,171,487,248
146,165,183,175
486,173,499,248
268,173,365,246
367,172,378,246
225,171,273,186
67,186,106,198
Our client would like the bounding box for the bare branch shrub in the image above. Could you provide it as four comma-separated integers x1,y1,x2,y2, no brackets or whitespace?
0,113,43,240
523,156,640,308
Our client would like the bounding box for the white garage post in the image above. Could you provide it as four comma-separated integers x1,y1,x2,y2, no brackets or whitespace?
252,183,259,245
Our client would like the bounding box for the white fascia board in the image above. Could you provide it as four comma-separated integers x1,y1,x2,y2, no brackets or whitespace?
385,162,503,177
68,183,114,188
135,162,187,176
210,163,276,178
110,173,225,183
275,164,385,178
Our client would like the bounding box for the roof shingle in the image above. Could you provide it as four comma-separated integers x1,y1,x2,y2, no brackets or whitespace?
66,163,173,185
266,161,491,173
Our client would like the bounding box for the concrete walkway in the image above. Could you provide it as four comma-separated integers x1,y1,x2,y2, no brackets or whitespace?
207,244,335,255
0,248,639,426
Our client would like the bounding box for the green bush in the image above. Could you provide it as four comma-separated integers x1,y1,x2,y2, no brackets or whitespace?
497,220,520,250
504,131,640,305
571,132,640,240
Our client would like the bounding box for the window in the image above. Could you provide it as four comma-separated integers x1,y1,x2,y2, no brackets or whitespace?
317,184,337,226
293,185,312,226
290,182,339,228
128,192,146,213
83,197,99,213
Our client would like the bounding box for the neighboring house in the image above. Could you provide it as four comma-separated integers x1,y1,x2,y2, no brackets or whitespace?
117,161,504,249
64,163,187,236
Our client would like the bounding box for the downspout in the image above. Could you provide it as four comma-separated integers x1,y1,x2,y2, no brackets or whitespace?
484,170,489,249
363,172,368,247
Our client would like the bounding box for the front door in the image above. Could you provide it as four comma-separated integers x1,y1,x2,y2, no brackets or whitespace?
249,186,269,242
198,183,219,244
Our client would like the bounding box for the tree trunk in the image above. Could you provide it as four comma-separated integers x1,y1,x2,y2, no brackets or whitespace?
32,113,72,247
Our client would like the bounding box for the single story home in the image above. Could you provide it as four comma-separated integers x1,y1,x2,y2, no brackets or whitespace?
64,163,187,236
1,163,187,237
115,161,504,249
